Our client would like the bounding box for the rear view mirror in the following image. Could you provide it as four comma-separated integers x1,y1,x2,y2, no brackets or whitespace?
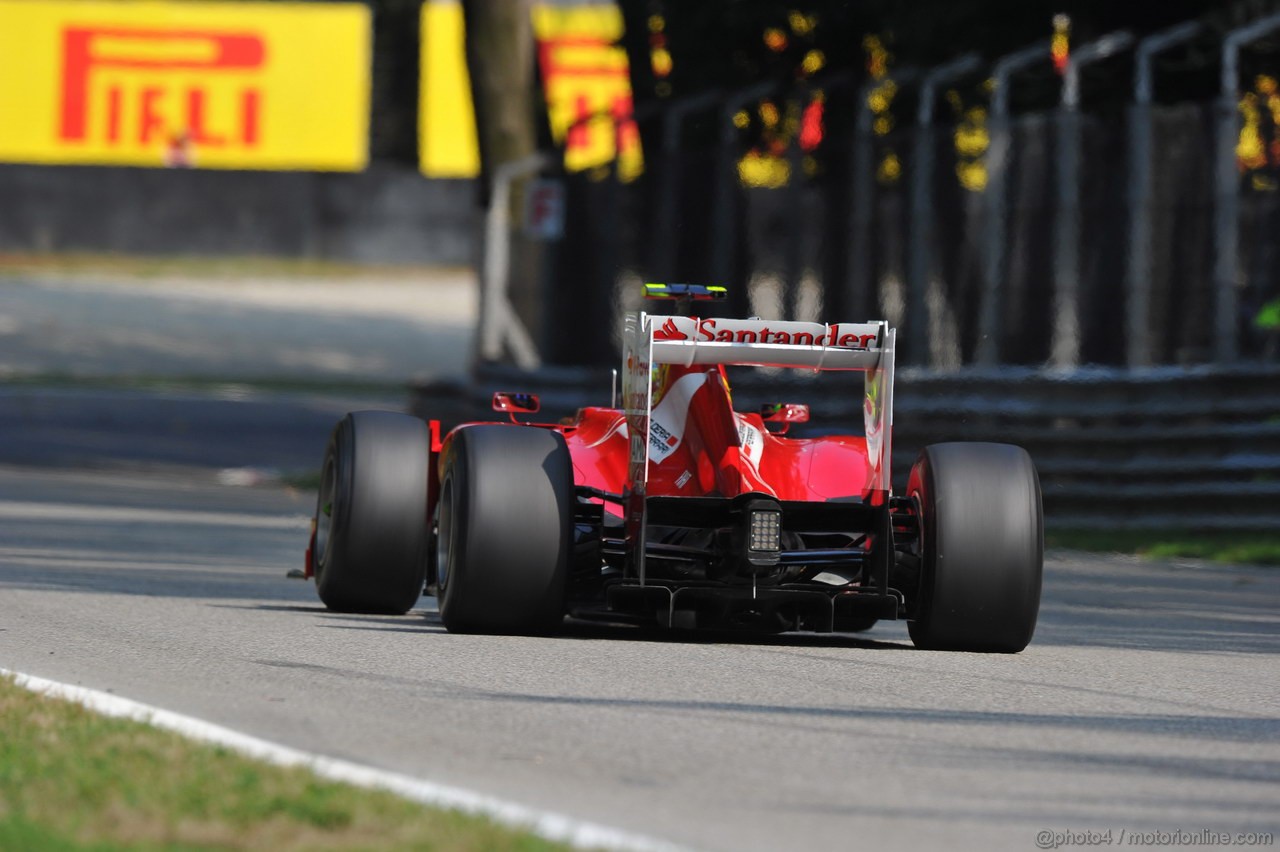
761,403,809,424
493,392,540,418
760,403,808,433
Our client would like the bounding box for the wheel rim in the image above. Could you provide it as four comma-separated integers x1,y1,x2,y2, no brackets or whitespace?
435,477,454,591
315,455,337,576
906,489,927,620
907,491,925,566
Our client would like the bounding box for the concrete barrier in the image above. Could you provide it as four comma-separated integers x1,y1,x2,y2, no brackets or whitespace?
0,163,477,266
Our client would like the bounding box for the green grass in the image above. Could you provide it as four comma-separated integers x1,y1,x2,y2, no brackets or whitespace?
1046,529,1280,566
0,676,571,852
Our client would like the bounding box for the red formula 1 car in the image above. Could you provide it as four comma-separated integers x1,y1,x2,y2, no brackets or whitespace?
306,286,1043,653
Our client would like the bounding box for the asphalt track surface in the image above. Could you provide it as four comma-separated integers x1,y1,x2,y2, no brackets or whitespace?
3,462,1279,851
0,271,473,383
1,272,1278,850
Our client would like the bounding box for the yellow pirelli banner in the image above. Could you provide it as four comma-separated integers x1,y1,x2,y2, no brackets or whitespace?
532,2,642,180
0,0,371,171
418,0,641,181
418,0,478,179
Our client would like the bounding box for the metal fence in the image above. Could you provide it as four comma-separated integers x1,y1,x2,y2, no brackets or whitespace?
517,19,1280,372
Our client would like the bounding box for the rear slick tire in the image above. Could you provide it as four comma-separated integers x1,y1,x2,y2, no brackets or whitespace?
436,425,573,635
313,411,429,615
907,442,1043,653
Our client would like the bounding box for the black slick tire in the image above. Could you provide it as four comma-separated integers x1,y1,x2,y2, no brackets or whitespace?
907,442,1043,653
436,425,573,634
313,410,429,615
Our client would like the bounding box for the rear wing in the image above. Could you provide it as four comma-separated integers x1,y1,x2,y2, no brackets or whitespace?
622,311,896,496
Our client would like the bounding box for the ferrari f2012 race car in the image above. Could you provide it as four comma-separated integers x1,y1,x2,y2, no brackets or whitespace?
305,285,1043,653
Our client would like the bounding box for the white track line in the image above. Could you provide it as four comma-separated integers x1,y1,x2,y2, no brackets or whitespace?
2,668,688,852
0,501,310,530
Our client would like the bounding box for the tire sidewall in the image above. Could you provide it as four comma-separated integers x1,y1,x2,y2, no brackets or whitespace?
436,425,572,634
436,441,468,622
315,417,355,601
907,442,1043,653
314,411,430,615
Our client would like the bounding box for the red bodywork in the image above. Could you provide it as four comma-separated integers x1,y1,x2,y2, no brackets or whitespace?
433,362,875,520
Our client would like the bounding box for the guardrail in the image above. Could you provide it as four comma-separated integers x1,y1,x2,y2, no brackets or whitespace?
414,363,1280,532
884,366,1280,531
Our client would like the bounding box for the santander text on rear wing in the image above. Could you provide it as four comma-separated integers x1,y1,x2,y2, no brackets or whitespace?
648,315,888,370
622,311,897,498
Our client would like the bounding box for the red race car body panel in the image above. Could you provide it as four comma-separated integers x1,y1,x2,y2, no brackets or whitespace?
556,367,876,511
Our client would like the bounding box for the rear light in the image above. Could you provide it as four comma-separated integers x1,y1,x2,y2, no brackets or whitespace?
749,510,781,552
741,498,782,569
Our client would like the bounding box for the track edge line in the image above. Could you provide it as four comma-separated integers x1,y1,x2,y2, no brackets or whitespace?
1,667,689,852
